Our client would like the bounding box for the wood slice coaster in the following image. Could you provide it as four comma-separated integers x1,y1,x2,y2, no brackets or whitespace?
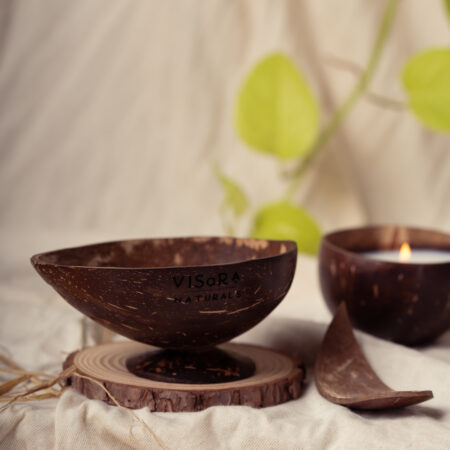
64,341,305,412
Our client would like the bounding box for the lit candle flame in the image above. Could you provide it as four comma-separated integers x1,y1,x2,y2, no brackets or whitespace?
398,242,411,262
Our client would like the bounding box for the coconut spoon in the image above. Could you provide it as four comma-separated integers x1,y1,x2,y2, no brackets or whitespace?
315,302,433,409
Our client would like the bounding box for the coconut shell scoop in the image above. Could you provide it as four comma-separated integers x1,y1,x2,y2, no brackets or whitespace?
315,302,433,410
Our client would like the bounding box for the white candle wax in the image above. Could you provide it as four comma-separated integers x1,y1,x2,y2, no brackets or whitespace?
362,249,450,264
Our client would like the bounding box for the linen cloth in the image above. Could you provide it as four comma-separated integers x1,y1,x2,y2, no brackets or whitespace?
1,0,450,448
1,231,450,449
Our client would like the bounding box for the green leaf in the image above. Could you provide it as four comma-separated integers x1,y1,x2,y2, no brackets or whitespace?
402,48,450,131
214,165,248,217
236,53,320,159
251,200,321,255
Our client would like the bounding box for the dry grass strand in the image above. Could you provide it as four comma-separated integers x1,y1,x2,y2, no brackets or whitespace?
0,353,169,449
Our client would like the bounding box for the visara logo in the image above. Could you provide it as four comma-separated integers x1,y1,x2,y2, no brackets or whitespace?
172,272,241,289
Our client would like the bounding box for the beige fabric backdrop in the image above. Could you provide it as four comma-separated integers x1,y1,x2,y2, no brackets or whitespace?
1,1,450,449
0,0,449,237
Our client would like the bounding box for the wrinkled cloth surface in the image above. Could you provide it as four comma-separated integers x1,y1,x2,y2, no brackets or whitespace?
0,0,449,235
1,232,450,450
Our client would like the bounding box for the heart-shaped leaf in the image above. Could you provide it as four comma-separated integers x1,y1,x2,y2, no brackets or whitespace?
402,48,450,131
251,200,321,255
236,53,320,159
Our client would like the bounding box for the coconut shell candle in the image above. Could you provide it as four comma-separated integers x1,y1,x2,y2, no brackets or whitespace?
319,225,450,346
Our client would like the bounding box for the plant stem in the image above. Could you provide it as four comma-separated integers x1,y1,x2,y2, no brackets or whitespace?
325,54,406,110
286,0,400,198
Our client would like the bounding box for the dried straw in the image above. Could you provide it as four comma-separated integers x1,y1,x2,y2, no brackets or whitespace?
0,352,169,450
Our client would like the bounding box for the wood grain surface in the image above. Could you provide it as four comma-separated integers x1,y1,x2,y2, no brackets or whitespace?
64,341,305,412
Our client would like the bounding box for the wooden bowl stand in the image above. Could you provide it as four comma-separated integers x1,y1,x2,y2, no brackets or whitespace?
64,341,305,412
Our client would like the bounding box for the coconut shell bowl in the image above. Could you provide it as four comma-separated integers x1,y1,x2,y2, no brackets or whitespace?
319,225,450,346
31,237,305,411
